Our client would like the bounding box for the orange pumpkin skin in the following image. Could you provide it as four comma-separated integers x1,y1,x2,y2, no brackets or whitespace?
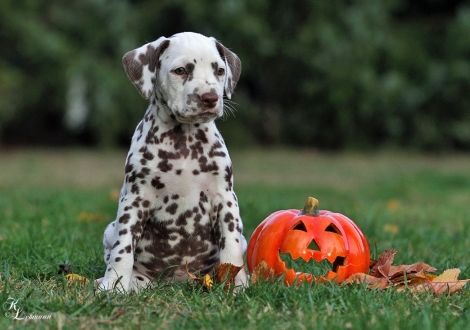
247,197,370,285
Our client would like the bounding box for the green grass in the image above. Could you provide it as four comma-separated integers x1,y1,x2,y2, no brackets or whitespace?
1,148,470,329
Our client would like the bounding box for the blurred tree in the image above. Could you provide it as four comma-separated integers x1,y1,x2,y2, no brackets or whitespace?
0,0,469,150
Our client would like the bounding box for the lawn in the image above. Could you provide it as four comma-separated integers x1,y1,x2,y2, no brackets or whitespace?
1,148,469,329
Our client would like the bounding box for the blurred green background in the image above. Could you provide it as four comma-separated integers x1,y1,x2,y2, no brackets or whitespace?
1,0,470,151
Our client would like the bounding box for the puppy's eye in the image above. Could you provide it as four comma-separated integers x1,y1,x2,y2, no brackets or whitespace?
173,67,186,75
217,67,225,76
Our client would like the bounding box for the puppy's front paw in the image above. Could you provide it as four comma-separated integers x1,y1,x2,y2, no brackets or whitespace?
234,268,249,290
95,276,128,293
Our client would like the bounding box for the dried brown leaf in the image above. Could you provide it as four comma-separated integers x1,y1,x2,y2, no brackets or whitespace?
344,273,389,289
427,280,469,295
251,260,276,284
350,251,469,296
109,310,126,321
388,262,437,279
214,263,243,289
369,249,396,278
425,269,470,295
389,270,430,285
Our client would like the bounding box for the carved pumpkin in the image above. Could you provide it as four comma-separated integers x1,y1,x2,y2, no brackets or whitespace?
247,197,370,285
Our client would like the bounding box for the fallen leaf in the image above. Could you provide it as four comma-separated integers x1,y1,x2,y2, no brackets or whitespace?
433,268,460,282
77,211,108,222
202,274,213,290
214,263,244,290
425,280,470,295
346,250,469,296
343,273,389,289
388,262,437,279
65,274,90,285
109,309,126,321
386,199,400,212
251,260,276,284
425,269,470,295
383,224,399,234
186,262,214,290
369,249,396,278
389,270,429,284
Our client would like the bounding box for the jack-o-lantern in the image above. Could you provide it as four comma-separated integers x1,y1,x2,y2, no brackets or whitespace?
247,197,370,285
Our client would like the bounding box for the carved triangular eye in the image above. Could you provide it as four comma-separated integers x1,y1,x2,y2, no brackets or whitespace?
325,224,342,235
292,221,307,232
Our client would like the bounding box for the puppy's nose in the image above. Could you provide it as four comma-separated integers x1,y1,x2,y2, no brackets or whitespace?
201,92,219,109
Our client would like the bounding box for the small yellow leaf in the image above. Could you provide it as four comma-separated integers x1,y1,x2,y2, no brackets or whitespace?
432,268,460,282
386,199,400,212
186,262,213,290
383,224,399,234
203,274,213,290
65,274,89,285
77,211,108,222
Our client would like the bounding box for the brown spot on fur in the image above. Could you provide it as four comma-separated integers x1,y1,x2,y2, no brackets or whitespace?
151,177,165,190
119,214,130,224
186,88,202,107
198,156,219,173
224,212,234,223
224,165,233,190
157,159,173,172
208,141,226,157
140,146,155,160
166,203,178,215
195,129,208,143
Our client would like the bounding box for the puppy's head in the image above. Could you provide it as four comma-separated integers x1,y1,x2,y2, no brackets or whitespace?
122,32,241,124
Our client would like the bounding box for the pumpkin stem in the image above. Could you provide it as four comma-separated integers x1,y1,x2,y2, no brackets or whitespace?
301,197,320,216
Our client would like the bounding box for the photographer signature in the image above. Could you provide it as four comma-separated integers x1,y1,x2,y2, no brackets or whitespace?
3,297,52,320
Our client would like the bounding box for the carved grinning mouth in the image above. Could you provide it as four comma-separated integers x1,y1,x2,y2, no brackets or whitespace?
279,220,348,280
279,250,347,278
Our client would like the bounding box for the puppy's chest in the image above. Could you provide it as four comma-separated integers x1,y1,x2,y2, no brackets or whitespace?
127,120,231,196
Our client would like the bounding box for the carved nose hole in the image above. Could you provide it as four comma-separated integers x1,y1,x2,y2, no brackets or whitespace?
307,239,320,251
292,221,307,232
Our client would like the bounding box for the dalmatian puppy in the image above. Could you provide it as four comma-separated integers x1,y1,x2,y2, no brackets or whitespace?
95,32,248,292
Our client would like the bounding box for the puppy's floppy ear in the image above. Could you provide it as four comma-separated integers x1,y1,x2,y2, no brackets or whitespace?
122,37,170,99
213,39,241,99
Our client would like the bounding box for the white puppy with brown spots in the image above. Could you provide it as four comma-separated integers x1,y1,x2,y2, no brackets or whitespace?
95,32,248,292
